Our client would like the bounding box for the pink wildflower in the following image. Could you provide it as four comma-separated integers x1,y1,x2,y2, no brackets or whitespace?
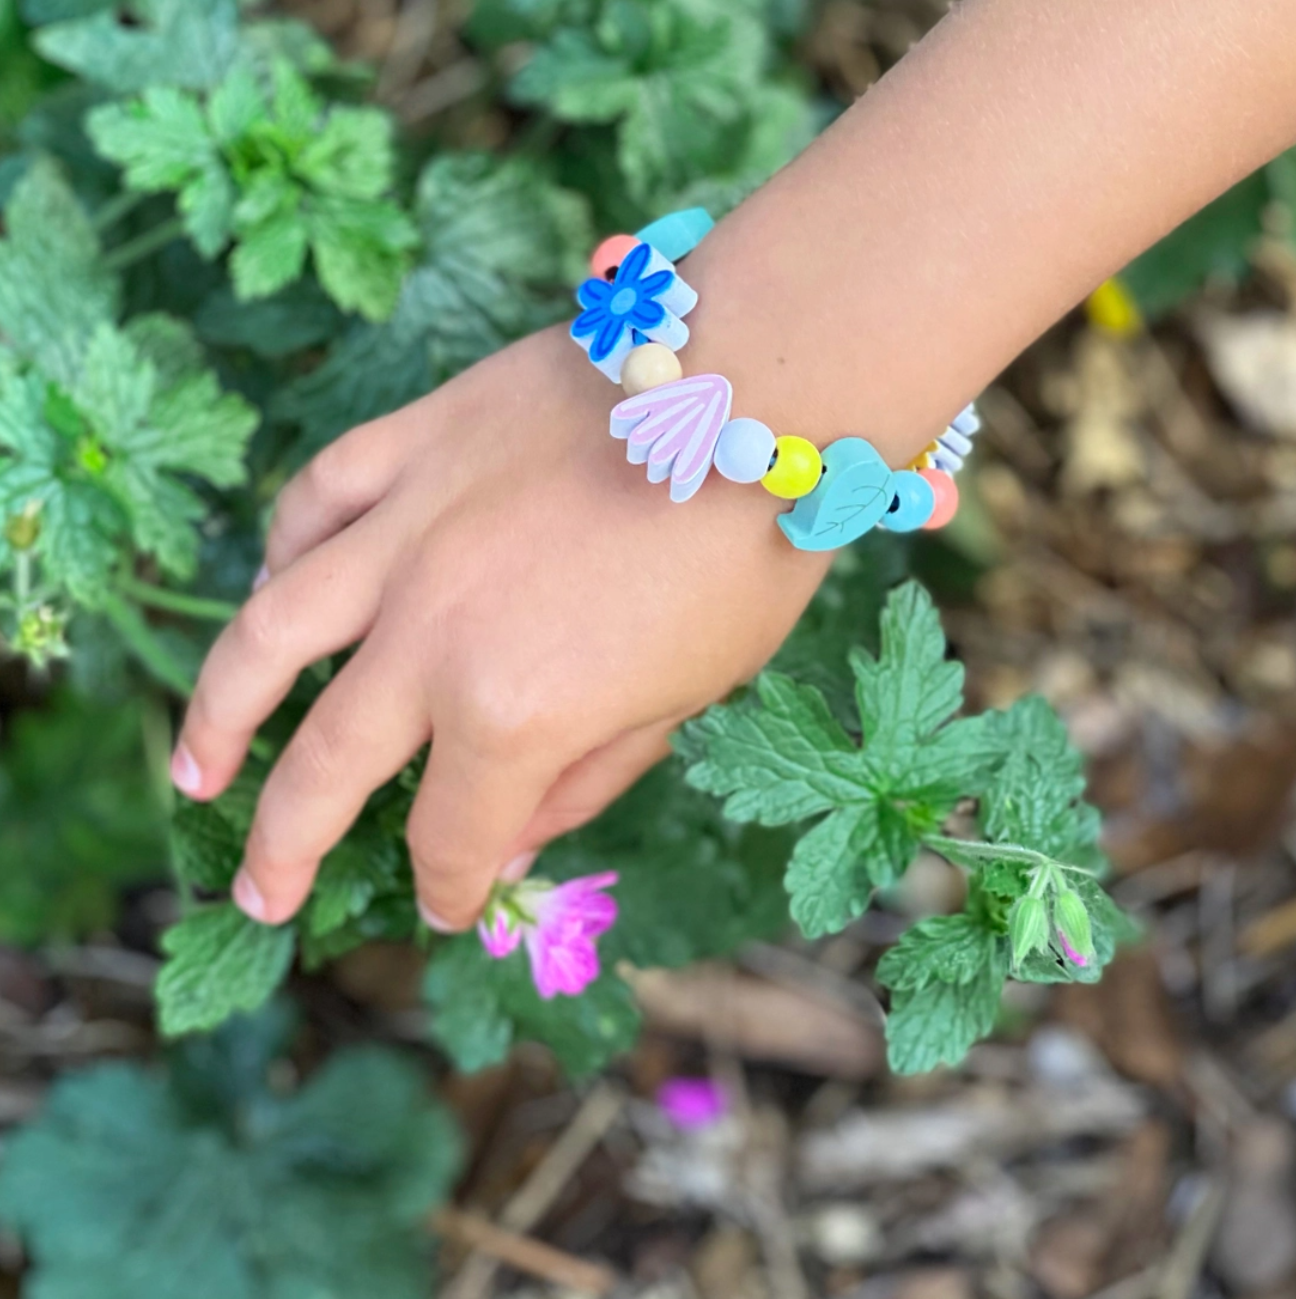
657,1077,728,1130
478,872,619,999
1059,933,1089,967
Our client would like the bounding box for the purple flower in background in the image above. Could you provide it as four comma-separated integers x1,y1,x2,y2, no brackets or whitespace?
657,1077,728,1130
478,873,619,999
1059,933,1089,967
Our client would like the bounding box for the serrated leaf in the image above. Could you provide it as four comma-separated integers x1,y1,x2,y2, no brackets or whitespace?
307,195,418,323
426,937,642,1078
683,673,863,825
0,158,117,386
885,952,1007,1075
231,207,310,301
876,913,1002,992
683,582,998,938
509,0,771,200
980,695,1104,867
296,107,395,202
156,904,296,1037
276,152,590,451
424,763,786,1074
34,0,241,93
0,691,165,944
0,1018,461,1299
783,802,879,938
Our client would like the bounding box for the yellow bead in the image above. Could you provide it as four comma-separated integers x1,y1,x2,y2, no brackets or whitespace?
907,440,939,472
761,436,822,499
620,343,683,396
1085,278,1142,338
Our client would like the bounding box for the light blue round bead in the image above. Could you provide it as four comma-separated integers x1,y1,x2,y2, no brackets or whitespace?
714,417,777,484
881,470,936,532
635,208,715,262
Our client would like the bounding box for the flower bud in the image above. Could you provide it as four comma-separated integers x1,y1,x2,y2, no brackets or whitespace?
1008,895,1049,963
13,605,69,670
3,501,41,551
1054,888,1094,962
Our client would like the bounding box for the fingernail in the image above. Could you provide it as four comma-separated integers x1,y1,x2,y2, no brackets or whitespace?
252,564,270,592
501,851,537,883
418,899,456,934
232,870,268,923
170,744,202,797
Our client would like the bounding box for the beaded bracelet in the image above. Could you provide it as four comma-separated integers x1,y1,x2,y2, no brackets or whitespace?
570,208,981,553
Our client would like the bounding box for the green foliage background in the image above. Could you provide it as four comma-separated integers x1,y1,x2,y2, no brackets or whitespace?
0,0,1257,1287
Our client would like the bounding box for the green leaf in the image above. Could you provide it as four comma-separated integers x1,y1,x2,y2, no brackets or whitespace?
876,913,1002,992
683,582,999,938
980,695,1104,867
509,0,772,200
70,323,257,580
782,802,880,937
88,88,233,257
307,194,418,323
0,158,117,387
296,107,396,201
885,953,1007,1075
155,904,296,1037
0,691,166,944
33,0,241,93
276,152,590,451
170,770,259,893
306,833,404,940
425,763,787,1075
231,207,311,301
0,1016,460,1299
426,936,642,1078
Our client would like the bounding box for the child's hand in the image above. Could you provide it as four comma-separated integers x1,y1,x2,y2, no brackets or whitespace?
172,326,831,930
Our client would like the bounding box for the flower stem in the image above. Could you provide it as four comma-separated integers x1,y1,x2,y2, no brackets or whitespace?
93,190,147,232
102,217,187,272
116,574,239,623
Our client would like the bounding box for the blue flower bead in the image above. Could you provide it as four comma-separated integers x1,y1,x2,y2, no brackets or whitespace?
571,242,698,382
879,469,936,532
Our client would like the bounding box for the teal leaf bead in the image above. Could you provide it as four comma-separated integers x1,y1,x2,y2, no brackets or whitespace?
777,438,894,552
714,417,776,484
635,208,715,262
879,469,936,532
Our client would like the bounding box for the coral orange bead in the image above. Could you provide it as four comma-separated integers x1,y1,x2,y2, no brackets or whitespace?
590,234,641,280
919,469,959,529
761,436,822,499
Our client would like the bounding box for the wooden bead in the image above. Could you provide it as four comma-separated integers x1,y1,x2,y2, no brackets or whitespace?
714,417,776,483
920,469,959,529
881,469,935,532
762,436,822,499
620,343,683,396
590,234,641,279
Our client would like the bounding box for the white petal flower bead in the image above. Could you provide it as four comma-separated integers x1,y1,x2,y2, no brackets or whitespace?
714,417,776,484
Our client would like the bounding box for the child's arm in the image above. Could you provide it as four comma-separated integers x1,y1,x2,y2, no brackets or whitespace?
173,0,1296,931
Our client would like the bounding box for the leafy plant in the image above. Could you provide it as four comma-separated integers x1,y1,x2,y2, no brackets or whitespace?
0,1005,462,1298
0,689,167,943
682,583,1137,1073
0,0,1141,1089
89,59,417,320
